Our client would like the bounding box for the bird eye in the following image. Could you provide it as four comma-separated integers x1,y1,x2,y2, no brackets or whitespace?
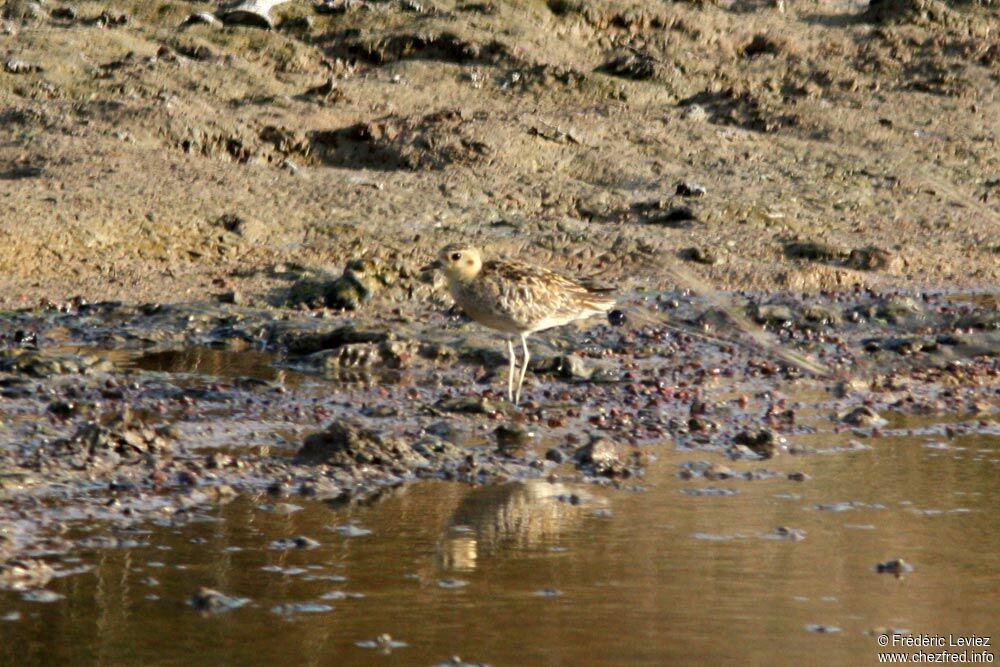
450,252,462,261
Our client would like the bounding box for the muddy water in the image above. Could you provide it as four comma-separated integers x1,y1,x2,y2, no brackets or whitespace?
1,425,996,666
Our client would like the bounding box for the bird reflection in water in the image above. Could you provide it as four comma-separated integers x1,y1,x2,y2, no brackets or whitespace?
438,481,608,572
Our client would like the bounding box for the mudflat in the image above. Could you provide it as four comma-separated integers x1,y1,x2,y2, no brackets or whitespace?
0,0,996,306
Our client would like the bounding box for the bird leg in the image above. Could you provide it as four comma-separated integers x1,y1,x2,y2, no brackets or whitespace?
513,333,530,405
506,338,516,403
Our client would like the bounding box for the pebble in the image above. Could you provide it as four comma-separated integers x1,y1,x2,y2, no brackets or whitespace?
21,589,64,603
269,536,321,550
189,587,250,612
330,524,372,537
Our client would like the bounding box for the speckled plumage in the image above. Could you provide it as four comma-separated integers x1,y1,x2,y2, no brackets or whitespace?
428,244,615,405
449,258,615,334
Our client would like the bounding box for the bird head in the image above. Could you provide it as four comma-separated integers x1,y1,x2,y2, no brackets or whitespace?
423,244,483,282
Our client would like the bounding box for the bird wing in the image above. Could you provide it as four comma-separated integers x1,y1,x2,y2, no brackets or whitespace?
482,260,615,325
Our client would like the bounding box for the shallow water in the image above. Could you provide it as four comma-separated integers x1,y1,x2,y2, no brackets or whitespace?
1,426,996,666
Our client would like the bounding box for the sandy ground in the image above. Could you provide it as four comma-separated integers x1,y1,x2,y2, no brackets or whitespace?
0,0,997,310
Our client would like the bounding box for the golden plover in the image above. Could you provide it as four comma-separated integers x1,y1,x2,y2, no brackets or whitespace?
425,244,616,405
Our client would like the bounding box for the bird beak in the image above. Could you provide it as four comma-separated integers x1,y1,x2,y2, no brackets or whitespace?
420,259,442,272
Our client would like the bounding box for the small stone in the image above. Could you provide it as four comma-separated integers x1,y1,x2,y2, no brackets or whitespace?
680,246,718,265
494,423,535,447
681,104,708,122
331,524,372,538
356,634,408,651
875,558,913,577
840,406,888,427
733,429,778,458
805,624,841,634
189,587,249,612
21,589,64,603
269,536,321,550
754,304,795,325
771,526,807,541
181,12,220,27
847,246,900,272
271,602,334,615
704,463,737,480
675,182,706,197
545,448,567,463
298,420,426,468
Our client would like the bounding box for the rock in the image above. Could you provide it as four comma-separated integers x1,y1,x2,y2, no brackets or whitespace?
189,587,250,612
597,51,660,80
704,463,737,480
878,336,939,355
801,303,843,325
41,411,176,470
545,447,568,463
784,240,848,262
220,0,291,29
840,405,888,427
436,396,512,415
269,536,321,550
21,589,64,603
732,429,778,458
214,213,268,245
271,602,334,615
531,353,592,380
875,558,913,577
833,377,870,397
332,524,372,537
2,0,46,21
575,438,617,466
675,182,706,197
847,246,901,272
356,633,408,651
297,481,344,501
753,303,795,325
681,104,708,122
181,12,221,27
283,258,389,311
493,424,535,447
279,324,390,356
411,436,464,461
297,420,426,468
864,0,952,23
875,296,925,324
280,15,314,31
574,437,637,477
772,527,807,541
0,349,112,377
679,246,719,265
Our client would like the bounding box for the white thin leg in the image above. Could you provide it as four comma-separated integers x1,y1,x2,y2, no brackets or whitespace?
514,334,530,405
506,338,516,403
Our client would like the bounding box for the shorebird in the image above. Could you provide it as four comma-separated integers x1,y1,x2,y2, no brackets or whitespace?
424,244,616,405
